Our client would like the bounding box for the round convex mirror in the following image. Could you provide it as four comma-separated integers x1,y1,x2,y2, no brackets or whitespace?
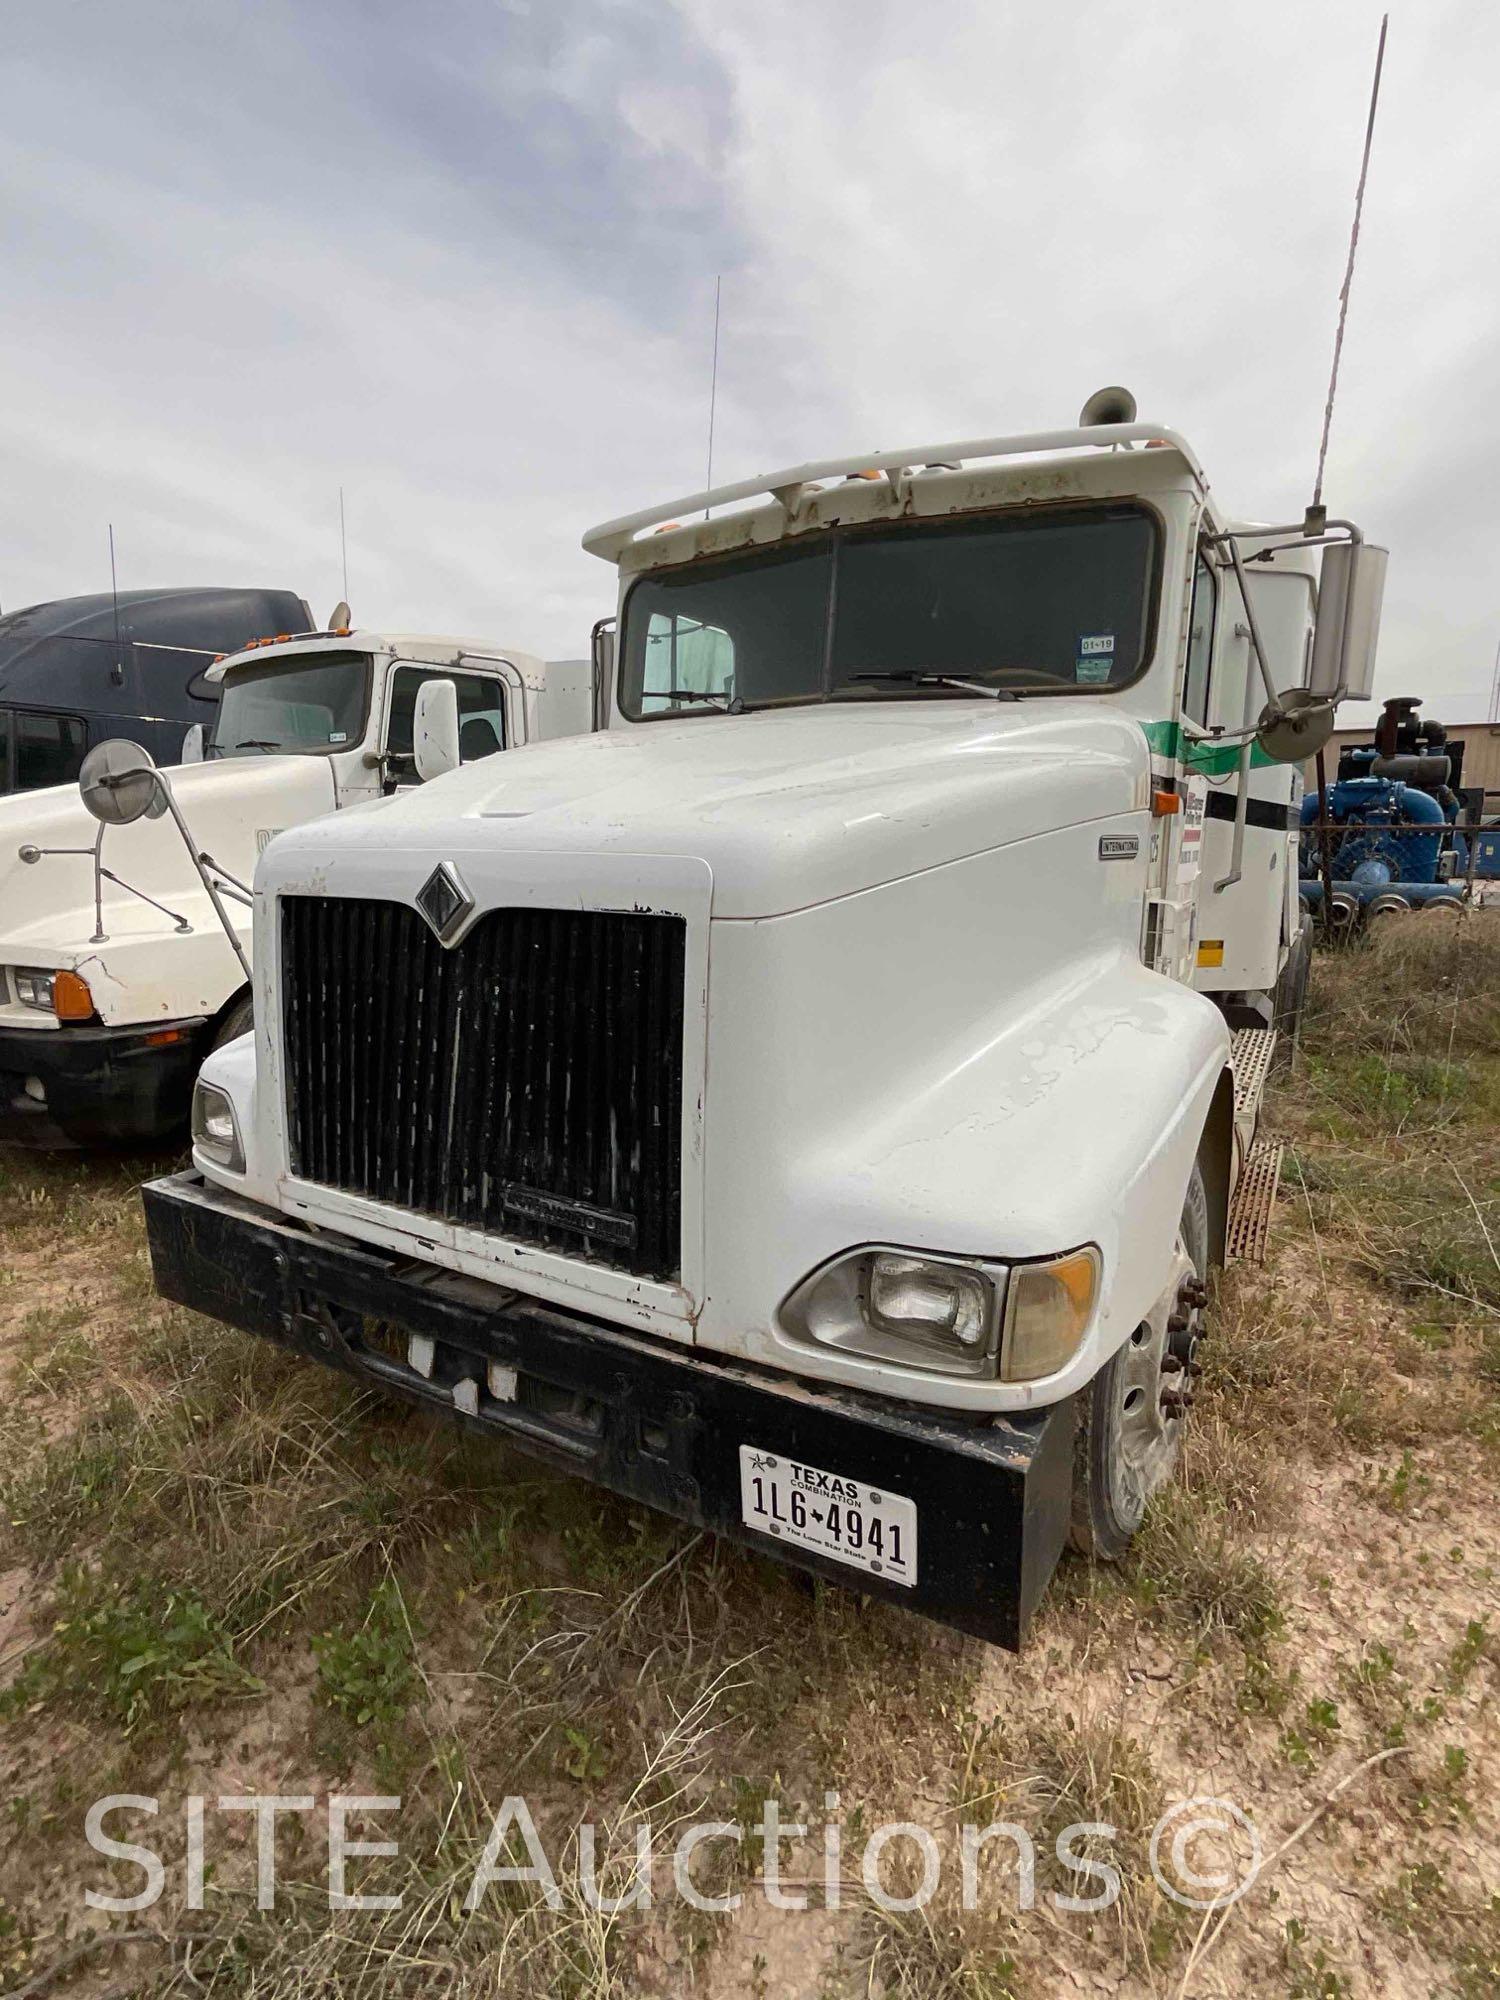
78,739,166,825
1256,689,1335,765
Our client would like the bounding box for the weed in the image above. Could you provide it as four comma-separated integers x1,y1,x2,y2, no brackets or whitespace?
1129,1483,1284,1648
3,1567,258,1731
1303,1695,1340,1744
1447,1618,1492,1691
313,1576,418,1734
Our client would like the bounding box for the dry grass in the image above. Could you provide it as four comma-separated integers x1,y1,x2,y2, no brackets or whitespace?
2,911,1499,1998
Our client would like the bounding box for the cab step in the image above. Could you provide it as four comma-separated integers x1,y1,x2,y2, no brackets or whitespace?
1226,1134,1284,1263
1230,1025,1278,1124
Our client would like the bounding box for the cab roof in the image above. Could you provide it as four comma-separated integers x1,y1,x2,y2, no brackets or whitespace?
583,421,1209,568
205,630,553,688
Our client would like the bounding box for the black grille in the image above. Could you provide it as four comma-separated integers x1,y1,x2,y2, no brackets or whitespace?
281,896,686,1280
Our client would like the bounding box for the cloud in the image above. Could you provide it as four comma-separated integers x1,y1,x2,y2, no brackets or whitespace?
1,0,1496,723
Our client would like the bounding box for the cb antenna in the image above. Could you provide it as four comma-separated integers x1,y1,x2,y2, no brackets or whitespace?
108,522,123,684
1308,12,1388,532
704,274,721,519
339,486,349,603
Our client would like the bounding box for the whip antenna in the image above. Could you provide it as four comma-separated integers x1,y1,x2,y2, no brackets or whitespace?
108,522,123,683
1309,12,1388,528
704,274,721,518
339,486,349,603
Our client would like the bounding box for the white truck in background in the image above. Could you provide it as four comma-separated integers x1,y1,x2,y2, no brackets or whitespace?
144,393,1385,1646
0,627,590,1146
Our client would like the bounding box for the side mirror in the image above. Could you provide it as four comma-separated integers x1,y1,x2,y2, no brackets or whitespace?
77,740,169,824
590,618,616,732
181,723,207,765
1254,688,1335,765
1310,541,1387,703
412,679,460,784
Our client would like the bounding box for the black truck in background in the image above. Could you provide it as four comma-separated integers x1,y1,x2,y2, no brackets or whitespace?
0,586,313,794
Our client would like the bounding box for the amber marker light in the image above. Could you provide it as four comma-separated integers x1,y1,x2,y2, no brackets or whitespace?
52,970,96,1021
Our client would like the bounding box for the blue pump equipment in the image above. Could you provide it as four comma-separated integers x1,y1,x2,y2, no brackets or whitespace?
1299,696,1473,920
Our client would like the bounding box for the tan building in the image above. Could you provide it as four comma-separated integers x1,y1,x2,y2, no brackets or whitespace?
1304,717,1500,803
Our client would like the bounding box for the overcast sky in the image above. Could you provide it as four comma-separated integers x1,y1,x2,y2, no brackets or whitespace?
2,0,1495,723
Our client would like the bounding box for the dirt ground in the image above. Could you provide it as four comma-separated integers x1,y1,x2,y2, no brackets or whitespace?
1,915,1497,1998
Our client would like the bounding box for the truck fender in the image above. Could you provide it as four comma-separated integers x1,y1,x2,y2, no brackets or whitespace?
1198,1066,1236,1268
756,951,1231,1411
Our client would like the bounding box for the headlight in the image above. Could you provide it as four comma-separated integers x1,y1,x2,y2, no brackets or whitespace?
191,1080,245,1173
10,967,95,1020
1000,1247,1101,1381
12,969,53,1010
780,1249,1005,1377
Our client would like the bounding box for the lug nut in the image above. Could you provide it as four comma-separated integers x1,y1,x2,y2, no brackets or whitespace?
1161,1353,1185,1374
1160,1387,1196,1414
1167,1312,1190,1335
1178,1277,1209,1310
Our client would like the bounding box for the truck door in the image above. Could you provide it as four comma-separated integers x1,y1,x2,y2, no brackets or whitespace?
1191,564,1309,998
1144,554,1215,984
381,664,511,790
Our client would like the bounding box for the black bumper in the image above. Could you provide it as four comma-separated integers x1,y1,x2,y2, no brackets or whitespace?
143,1171,1074,1650
0,1018,207,1148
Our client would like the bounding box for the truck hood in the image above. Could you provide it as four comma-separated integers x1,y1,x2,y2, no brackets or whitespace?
0,755,337,956
263,703,1151,919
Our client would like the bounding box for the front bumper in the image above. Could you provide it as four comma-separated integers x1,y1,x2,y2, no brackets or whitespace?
143,1170,1074,1650
0,1017,207,1148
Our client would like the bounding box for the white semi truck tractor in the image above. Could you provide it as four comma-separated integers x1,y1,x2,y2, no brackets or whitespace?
143,394,1384,1645
0,628,590,1146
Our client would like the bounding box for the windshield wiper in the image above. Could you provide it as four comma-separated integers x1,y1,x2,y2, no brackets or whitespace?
843,671,1021,701
662,690,746,715
228,737,285,750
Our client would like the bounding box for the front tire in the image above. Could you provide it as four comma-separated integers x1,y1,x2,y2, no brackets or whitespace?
1069,1161,1210,1560
211,992,254,1049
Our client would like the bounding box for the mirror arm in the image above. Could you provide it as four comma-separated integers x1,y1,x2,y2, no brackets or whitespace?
1221,534,1282,716
199,853,253,902
92,863,194,936
150,775,252,980
1213,625,1263,896
92,822,105,944
19,829,195,942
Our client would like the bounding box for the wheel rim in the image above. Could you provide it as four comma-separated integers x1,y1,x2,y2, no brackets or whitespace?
1108,1241,1204,1529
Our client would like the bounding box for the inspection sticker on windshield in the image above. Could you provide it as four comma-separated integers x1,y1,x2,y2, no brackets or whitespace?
739,1446,917,1585
1076,634,1115,683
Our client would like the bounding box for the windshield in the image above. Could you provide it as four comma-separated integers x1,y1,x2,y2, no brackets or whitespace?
212,650,372,757
619,505,1158,718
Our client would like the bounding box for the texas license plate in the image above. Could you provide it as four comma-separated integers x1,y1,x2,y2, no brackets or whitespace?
738,1446,918,1586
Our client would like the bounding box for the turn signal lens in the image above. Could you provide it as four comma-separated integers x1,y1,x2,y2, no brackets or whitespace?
52,970,96,1021
1001,1247,1102,1382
